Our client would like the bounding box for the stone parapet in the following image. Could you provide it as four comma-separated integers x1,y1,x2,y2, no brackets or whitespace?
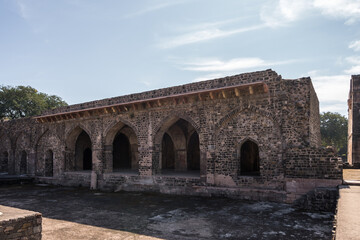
0,205,42,240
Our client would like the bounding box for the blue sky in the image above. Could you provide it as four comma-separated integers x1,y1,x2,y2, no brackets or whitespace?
1,0,360,116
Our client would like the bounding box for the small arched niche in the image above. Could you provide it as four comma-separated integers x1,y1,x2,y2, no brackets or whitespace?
45,149,54,177
1,151,8,173
239,140,260,176
20,150,27,175
75,130,92,171
113,133,131,170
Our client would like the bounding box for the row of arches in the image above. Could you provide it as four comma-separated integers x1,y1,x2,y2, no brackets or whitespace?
65,118,259,176
70,119,202,174
0,117,262,177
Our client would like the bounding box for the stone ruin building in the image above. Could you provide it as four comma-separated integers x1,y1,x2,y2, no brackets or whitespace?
0,69,342,203
348,74,360,167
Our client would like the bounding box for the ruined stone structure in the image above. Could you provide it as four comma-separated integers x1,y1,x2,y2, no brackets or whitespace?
0,205,42,240
348,74,360,167
0,69,342,202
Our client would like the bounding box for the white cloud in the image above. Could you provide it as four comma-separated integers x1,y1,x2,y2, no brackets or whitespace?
349,40,360,51
311,74,350,115
344,56,360,74
124,1,186,18
176,17,250,32
260,0,311,27
178,57,295,72
15,0,31,20
158,24,265,49
313,0,360,24
260,0,360,27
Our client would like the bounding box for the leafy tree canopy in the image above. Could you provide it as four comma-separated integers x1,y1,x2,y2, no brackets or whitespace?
320,112,348,156
0,85,67,120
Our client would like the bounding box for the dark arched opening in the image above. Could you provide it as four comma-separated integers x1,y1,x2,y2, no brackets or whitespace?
75,130,92,171
20,150,27,174
83,148,92,170
113,133,131,170
162,133,175,170
187,132,200,170
45,150,53,177
240,140,260,176
1,151,8,172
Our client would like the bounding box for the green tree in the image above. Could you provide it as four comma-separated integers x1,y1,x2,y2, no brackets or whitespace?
0,85,67,119
320,112,348,157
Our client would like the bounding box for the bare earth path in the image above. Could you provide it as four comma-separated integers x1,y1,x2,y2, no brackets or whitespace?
343,169,360,181
0,184,334,240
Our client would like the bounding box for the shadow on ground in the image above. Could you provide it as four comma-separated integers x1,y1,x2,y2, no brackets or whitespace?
0,184,334,240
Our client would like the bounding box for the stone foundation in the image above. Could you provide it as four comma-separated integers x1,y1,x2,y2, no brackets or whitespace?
0,205,42,240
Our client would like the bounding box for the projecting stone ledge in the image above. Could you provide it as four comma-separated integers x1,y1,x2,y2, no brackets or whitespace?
0,205,42,240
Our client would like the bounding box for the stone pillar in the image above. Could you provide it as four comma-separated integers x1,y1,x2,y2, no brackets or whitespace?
91,147,102,190
131,144,139,170
349,74,360,167
103,145,112,173
139,145,153,177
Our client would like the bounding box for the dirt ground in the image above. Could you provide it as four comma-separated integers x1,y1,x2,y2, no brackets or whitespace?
0,184,334,240
343,169,360,181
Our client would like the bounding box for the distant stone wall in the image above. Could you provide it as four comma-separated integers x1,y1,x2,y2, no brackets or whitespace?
348,74,360,166
285,147,343,179
0,205,42,240
309,81,321,148
0,69,342,203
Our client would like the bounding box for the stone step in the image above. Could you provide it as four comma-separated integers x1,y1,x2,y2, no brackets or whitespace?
343,180,360,186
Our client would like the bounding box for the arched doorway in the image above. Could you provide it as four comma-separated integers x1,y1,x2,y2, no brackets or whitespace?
20,150,27,174
45,150,54,177
113,133,131,170
1,151,8,173
104,123,139,173
162,133,175,170
75,130,92,171
187,132,200,170
158,118,200,175
240,140,260,175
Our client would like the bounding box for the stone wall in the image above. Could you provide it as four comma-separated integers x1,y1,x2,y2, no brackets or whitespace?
294,187,339,212
348,74,360,166
0,69,342,203
0,205,42,240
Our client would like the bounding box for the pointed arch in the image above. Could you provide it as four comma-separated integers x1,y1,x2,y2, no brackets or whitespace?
20,150,27,174
35,129,62,177
239,139,260,176
1,151,9,173
15,132,31,175
187,131,200,171
104,118,139,145
161,133,175,169
215,104,281,133
65,125,93,150
45,149,54,177
153,115,201,176
0,132,12,173
65,126,92,171
104,121,139,173
215,108,283,179
154,113,200,139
